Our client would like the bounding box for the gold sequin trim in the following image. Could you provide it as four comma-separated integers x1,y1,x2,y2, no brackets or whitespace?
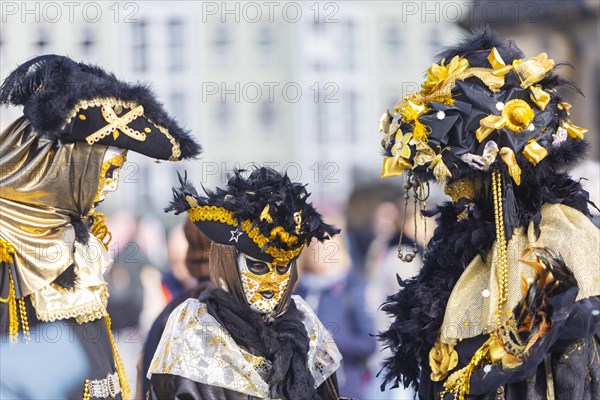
187,206,304,266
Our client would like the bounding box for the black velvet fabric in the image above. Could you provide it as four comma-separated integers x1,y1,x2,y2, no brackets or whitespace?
199,287,321,400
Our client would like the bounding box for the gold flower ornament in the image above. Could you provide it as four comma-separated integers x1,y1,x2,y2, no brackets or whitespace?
429,341,459,381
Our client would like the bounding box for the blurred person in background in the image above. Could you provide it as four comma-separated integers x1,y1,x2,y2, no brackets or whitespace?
0,55,200,399
160,223,199,302
295,225,376,399
363,200,421,400
106,212,161,390
106,212,151,332
135,215,170,334
137,218,213,398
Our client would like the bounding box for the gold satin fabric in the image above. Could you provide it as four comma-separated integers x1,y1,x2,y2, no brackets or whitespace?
0,117,112,322
440,204,600,343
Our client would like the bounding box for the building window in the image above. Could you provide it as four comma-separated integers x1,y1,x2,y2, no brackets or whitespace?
259,100,275,134
168,19,185,71
316,102,327,143
385,24,402,65
345,90,357,142
215,101,231,131
169,92,186,123
80,27,95,58
213,25,230,65
35,26,50,54
131,20,148,72
257,25,275,65
341,20,356,70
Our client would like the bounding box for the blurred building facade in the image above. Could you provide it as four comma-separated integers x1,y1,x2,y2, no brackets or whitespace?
4,1,595,219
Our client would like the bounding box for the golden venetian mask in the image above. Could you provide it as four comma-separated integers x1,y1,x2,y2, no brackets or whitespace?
238,253,292,314
94,147,128,205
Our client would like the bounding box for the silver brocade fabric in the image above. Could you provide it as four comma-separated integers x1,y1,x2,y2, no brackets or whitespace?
148,295,342,398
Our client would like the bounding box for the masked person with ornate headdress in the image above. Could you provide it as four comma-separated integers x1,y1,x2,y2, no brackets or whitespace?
376,28,600,399
0,55,200,399
148,167,346,399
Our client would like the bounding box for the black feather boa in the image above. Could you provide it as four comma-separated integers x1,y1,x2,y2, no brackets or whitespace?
377,166,593,392
199,288,320,400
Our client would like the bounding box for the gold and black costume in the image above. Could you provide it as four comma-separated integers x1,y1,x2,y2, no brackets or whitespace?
377,28,600,399
0,55,200,399
148,168,345,399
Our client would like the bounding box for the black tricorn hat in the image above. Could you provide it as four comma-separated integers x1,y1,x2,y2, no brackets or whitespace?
166,168,340,265
0,54,200,160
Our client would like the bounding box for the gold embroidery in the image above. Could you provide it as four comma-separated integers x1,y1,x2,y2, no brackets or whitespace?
86,103,146,144
444,179,475,202
64,97,182,161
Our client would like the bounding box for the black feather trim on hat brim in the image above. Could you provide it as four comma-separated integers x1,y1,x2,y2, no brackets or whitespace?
0,54,201,160
165,168,340,265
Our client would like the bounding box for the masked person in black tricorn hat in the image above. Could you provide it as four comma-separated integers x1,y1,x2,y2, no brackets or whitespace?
0,55,200,399
148,167,346,399
377,28,599,399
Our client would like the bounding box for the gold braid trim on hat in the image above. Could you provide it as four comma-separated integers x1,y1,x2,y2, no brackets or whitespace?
187,205,304,266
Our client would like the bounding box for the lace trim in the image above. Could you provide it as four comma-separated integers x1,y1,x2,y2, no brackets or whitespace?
34,285,109,324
